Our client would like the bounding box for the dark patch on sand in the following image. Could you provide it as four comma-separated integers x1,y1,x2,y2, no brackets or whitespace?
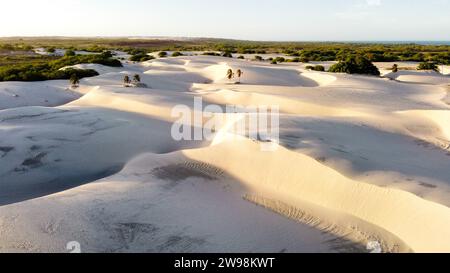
323,237,367,253
419,182,437,189
157,235,207,252
114,223,159,249
21,152,47,168
0,146,14,157
151,162,223,183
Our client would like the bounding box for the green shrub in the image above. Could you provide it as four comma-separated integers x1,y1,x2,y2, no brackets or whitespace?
427,52,450,65
306,65,325,71
237,49,255,54
100,51,113,58
172,51,183,57
130,53,154,62
314,65,325,71
63,68,99,79
84,46,106,53
329,55,380,76
222,51,233,58
127,49,147,55
158,51,168,58
300,57,310,63
254,56,263,61
65,50,76,57
288,57,301,63
0,52,120,82
0,66,98,82
417,62,439,72
275,57,286,63
202,52,221,56
53,54,122,67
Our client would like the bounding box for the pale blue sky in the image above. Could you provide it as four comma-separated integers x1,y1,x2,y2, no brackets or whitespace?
1,0,449,41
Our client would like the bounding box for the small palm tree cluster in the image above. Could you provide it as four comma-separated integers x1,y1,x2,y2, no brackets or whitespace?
69,74,80,88
226,69,244,84
123,74,141,87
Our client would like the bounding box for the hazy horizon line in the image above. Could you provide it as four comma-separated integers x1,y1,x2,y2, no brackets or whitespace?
1,36,449,44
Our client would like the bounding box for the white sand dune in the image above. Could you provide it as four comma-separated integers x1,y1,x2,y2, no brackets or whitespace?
1,55,450,253
385,70,450,85
0,80,81,110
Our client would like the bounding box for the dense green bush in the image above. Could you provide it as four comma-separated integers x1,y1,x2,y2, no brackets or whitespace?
65,50,76,57
100,51,113,58
126,49,147,55
254,56,263,61
286,58,300,63
172,51,183,57
0,66,98,82
237,49,256,54
130,53,154,62
52,54,122,67
306,65,325,71
278,45,450,64
329,55,380,76
202,52,221,56
417,62,439,72
427,52,450,65
158,51,168,58
222,51,233,58
83,46,106,53
0,53,120,82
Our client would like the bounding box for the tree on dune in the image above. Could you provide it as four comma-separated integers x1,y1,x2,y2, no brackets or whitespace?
123,75,131,87
226,69,234,82
236,69,243,83
133,74,141,83
392,64,398,73
69,74,80,88
131,74,148,88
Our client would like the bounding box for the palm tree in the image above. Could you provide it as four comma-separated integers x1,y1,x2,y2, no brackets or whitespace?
133,74,141,83
392,64,398,73
226,69,234,82
123,75,131,87
69,74,80,88
236,69,243,83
